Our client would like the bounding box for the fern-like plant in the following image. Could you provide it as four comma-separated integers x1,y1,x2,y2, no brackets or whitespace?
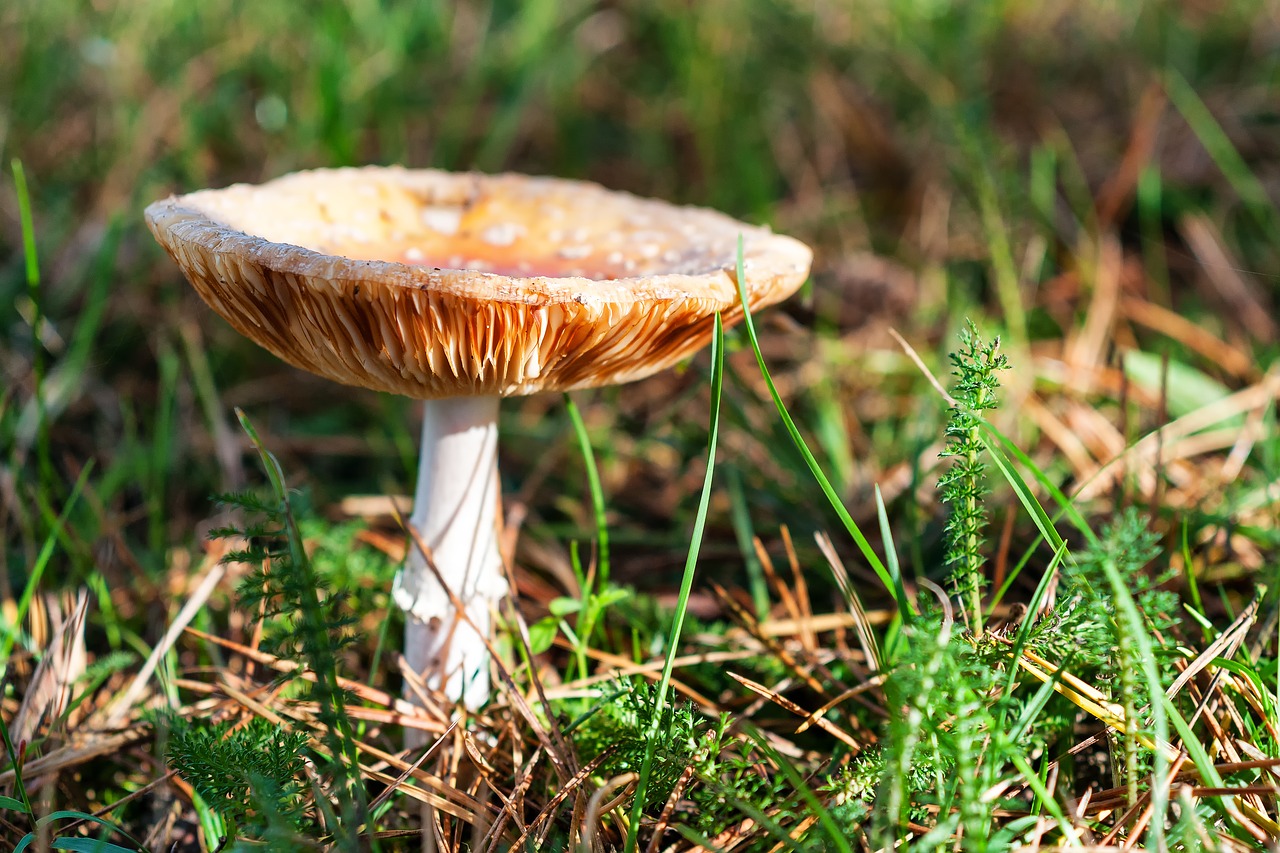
867,609,1028,851
1036,508,1174,809
939,321,1009,638
166,715,311,844
194,412,369,850
572,679,829,848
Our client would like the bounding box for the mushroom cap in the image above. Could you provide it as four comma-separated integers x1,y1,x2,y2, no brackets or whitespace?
145,167,812,398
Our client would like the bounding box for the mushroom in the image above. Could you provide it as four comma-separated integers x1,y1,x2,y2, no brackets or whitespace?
145,167,812,709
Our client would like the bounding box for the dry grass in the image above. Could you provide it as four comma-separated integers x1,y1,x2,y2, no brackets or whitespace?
2,0,1279,849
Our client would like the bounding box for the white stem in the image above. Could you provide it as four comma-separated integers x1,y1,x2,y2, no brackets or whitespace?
393,396,505,712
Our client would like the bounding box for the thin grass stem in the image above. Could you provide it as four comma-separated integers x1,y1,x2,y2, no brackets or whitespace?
625,313,724,853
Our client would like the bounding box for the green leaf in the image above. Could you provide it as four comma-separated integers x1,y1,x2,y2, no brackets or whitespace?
1123,349,1234,422
548,596,582,617
0,795,30,812
0,462,94,672
528,617,559,655
25,810,147,851
755,736,854,853
1164,69,1280,245
977,425,1069,555
1010,753,1074,840
589,587,630,610
51,838,140,853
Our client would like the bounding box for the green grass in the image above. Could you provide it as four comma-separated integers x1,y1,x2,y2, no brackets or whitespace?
3,0,1280,849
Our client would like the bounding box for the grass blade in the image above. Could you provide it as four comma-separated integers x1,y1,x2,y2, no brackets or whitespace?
0,462,94,673
1010,752,1076,843
730,238,905,617
1164,69,1280,246
625,313,725,853
11,159,54,499
564,393,610,585
726,464,770,619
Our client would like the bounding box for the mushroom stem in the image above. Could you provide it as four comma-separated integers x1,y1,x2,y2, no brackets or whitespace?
394,395,505,715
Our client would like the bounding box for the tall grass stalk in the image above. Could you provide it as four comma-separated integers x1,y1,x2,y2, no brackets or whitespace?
565,394,611,585
0,463,93,674
11,160,53,502
729,238,909,621
625,313,724,853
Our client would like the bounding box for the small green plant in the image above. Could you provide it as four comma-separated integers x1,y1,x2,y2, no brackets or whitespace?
2,714,146,851
867,607,1030,851
526,582,631,671
576,679,841,849
575,679,711,805
1033,509,1175,808
939,321,1009,638
196,412,369,851
850,325,1057,848
165,715,311,844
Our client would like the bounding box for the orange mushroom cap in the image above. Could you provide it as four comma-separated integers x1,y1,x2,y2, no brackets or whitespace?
145,167,812,398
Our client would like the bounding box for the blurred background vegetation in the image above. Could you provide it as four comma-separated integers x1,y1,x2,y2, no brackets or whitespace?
5,0,1276,582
